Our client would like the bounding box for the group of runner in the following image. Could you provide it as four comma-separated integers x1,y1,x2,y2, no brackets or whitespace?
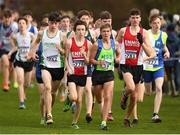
0,7,170,130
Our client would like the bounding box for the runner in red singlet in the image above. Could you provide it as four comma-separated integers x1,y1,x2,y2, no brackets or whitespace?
116,8,156,127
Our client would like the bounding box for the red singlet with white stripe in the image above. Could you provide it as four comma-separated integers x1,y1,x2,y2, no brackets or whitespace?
120,26,144,66
68,37,88,75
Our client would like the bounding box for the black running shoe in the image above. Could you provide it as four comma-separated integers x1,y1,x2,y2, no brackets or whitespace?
120,91,128,110
132,119,138,125
86,113,92,123
152,118,162,123
100,123,108,130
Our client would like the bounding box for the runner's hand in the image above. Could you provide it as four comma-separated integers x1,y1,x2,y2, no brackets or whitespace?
26,52,39,61
164,51,170,59
137,32,143,44
80,46,86,56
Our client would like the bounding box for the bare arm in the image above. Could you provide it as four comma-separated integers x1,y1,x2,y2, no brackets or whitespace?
30,33,36,45
90,42,99,65
163,44,170,59
116,27,125,42
30,31,42,52
142,30,156,58
64,39,71,73
79,41,92,64
28,31,43,60
8,34,18,58
114,41,121,64
56,33,66,55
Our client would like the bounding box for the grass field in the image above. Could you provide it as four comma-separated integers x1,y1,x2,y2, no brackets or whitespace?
0,70,180,134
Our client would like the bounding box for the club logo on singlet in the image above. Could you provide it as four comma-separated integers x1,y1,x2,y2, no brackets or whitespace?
156,41,161,47
71,51,85,67
124,40,140,47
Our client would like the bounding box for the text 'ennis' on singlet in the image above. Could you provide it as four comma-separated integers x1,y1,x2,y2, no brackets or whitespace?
41,29,64,68
15,32,32,62
68,37,88,75
95,38,115,71
144,30,164,71
120,26,144,66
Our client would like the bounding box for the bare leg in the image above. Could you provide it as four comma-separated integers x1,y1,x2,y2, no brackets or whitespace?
154,77,163,114
1,55,10,90
72,86,84,124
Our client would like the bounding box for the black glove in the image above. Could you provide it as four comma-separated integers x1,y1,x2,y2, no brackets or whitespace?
114,59,119,68
137,32,143,44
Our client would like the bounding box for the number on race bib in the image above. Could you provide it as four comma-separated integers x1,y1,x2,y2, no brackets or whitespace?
46,55,58,62
148,60,158,65
125,51,137,59
73,60,85,67
101,61,111,69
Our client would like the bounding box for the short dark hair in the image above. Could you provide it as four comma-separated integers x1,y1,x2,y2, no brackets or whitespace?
77,10,91,19
129,8,141,16
17,17,28,24
60,15,70,21
40,21,49,27
42,13,49,19
73,19,87,31
23,10,32,16
48,11,60,22
3,9,12,18
99,11,112,19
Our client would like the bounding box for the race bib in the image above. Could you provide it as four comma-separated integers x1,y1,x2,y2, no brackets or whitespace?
73,59,85,67
19,48,29,54
101,60,111,69
18,47,29,61
147,57,159,65
147,59,159,65
46,55,58,62
125,50,137,59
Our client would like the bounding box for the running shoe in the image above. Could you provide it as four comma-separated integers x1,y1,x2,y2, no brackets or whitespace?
132,119,138,125
40,117,46,125
13,82,19,89
19,102,26,109
46,114,53,124
107,112,114,121
59,95,65,102
2,83,9,92
152,114,162,123
100,123,108,130
72,123,79,129
86,113,92,123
